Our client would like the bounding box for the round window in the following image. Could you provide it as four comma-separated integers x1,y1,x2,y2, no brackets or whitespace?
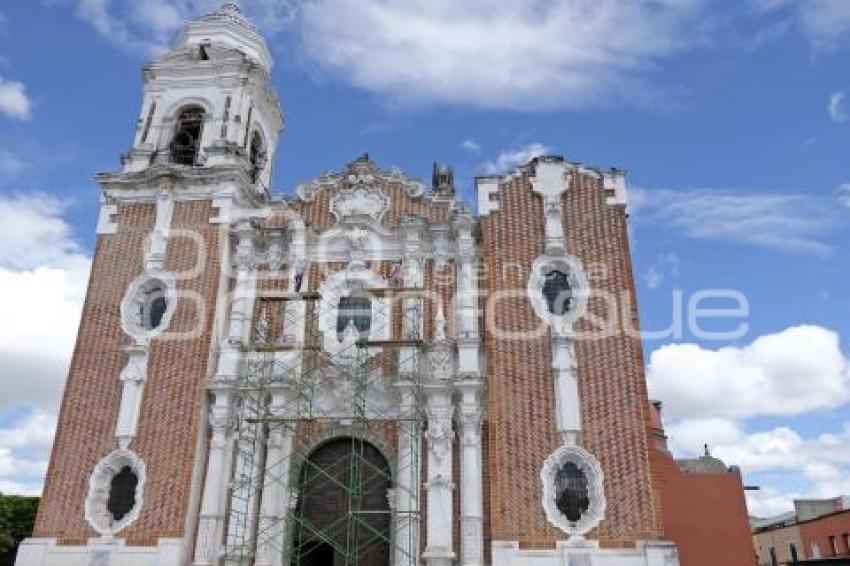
120,273,176,340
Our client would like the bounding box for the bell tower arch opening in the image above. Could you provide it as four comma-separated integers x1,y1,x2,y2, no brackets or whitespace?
290,437,392,566
170,105,206,166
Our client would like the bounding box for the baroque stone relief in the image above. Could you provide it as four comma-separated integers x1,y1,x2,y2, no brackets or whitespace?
331,185,390,224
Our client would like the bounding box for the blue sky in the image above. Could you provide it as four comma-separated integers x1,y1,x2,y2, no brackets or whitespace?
0,0,848,518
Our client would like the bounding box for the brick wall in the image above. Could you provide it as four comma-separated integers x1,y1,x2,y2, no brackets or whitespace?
480,165,662,548
34,200,222,545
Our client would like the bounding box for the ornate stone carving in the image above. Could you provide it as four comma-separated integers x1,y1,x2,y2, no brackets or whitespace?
426,417,453,466
540,444,606,538
331,185,389,223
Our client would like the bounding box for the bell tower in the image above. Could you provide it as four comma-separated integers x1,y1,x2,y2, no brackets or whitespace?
123,2,283,193
17,5,283,566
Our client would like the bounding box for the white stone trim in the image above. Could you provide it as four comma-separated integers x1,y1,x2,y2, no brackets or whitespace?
526,255,589,335
491,539,679,566
330,184,390,223
603,170,628,206
530,160,570,200
476,178,499,215
316,264,390,357
540,444,606,539
14,537,189,566
120,272,178,343
96,198,118,235
115,345,149,448
84,449,147,537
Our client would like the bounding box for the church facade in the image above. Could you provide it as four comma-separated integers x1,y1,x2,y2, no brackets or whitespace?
17,5,680,566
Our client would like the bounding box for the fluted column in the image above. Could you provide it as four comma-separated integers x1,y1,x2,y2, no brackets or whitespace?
193,391,234,565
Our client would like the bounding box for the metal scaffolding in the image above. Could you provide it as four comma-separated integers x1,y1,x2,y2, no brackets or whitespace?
223,286,426,566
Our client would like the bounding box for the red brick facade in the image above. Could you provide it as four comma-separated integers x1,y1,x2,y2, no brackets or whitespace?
479,164,662,548
34,200,222,545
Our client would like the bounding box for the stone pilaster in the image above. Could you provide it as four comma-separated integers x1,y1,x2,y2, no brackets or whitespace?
193,391,234,565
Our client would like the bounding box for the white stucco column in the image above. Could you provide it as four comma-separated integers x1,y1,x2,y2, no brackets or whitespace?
193,391,234,565
228,220,258,345
255,393,293,566
454,213,485,564
423,388,454,566
393,379,420,566
457,381,484,566
423,310,455,566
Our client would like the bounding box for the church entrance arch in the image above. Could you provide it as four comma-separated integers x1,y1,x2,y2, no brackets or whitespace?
289,437,392,566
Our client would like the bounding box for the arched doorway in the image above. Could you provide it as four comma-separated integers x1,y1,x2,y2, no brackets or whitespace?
290,437,392,566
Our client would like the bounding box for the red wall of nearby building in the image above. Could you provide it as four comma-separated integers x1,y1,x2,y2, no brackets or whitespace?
798,510,850,559
651,445,756,566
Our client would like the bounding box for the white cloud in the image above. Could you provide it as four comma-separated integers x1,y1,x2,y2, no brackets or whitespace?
72,0,295,54
755,0,850,51
633,187,845,256
643,252,679,290
664,417,850,516
0,194,89,494
0,76,31,121
461,139,481,154
647,325,850,420
69,1,711,110
644,266,664,290
0,194,90,412
828,90,847,123
297,0,709,110
478,143,551,175
0,411,55,496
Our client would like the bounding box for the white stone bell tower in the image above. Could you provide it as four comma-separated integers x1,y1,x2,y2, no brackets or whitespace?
122,3,283,194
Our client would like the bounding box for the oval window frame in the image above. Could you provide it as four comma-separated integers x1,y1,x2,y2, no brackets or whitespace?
84,449,147,536
120,272,177,341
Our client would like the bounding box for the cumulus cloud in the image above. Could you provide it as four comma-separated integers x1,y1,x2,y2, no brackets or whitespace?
829,90,847,123
478,143,551,175
70,0,710,110
297,0,710,110
0,411,55,496
633,187,846,256
0,76,31,121
0,194,89,494
461,139,481,154
0,193,89,409
664,417,850,516
754,0,850,51
647,325,850,419
72,0,295,54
